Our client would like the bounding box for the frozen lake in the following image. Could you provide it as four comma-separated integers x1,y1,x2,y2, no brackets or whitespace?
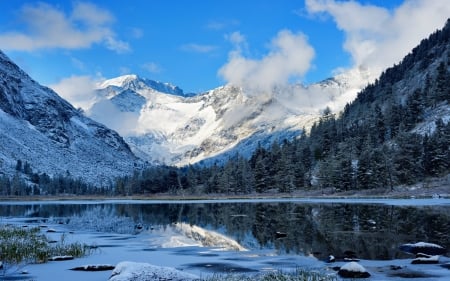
0,198,449,280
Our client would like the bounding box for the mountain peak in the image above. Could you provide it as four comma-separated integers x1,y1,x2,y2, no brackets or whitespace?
98,74,187,97
98,74,139,88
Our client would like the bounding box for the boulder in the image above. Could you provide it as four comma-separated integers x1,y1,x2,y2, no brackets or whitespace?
49,255,74,261
338,261,371,278
326,255,336,263
399,242,446,256
274,231,287,239
411,254,439,264
109,261,198,281
70,264,115,271
325,253,359,263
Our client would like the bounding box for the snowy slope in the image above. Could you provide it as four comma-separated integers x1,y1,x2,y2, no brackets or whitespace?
0,51,139,185
87,68,369,166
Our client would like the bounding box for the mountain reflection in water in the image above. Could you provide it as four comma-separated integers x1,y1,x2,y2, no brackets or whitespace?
0,200,449,261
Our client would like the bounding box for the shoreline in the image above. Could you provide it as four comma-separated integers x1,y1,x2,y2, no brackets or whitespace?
0,174,448,202
0,184,448,202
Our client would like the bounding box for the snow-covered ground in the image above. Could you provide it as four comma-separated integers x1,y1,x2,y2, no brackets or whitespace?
1,198,449,281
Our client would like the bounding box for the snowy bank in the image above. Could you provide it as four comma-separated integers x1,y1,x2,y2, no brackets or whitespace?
109,261,198,281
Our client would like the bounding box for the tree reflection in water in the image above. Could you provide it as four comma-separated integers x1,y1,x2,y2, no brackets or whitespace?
1,201,448,261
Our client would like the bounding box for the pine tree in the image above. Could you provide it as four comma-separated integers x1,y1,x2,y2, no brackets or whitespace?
15,160,22,172
428,119,450,175
356,148,373,189
393,133,424,184
434,61,450,103
254,154,268,193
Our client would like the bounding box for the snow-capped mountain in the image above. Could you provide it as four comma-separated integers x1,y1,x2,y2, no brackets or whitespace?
0,51,139,185
87,68,370,166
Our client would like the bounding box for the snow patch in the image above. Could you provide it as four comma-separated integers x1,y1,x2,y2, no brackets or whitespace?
109,261,198,281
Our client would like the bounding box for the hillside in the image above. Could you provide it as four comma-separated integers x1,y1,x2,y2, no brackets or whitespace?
0,51,139,190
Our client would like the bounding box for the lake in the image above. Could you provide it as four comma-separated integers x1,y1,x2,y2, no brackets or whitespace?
1,198,450,280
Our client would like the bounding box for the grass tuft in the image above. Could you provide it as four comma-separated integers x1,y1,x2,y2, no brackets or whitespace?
0,225,91,275
202,268,337,281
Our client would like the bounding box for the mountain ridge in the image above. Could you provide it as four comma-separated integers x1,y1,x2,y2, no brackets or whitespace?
0,50,139,186
86,65,370,166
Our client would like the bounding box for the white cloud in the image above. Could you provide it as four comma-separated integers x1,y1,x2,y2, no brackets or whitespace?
181,43,218,53
105,36,131,53
119,66,131,75
49,75,102,110
130,27,144,39
70,57,86,71
50,73,139,136
225,31,246,46
206,19,239,30
305,0,450,79
218,30,315,91
88,99,140,136
142,62,162,74
0,2,129,53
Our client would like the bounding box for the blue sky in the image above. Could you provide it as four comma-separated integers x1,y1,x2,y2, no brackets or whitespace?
1,0,449,96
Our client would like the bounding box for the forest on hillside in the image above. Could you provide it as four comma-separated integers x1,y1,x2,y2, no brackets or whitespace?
1,20,449,197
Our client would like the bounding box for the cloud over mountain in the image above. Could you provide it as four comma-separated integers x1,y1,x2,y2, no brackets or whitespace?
306,0,450,79
218,30,315,92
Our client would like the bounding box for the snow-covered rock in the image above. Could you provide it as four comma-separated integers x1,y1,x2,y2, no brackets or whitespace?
109,261,198,281
338,261,371,278
399,242,447,256
48,255,74,261
70,264,115,271
411,254,440,264
0,50,139,185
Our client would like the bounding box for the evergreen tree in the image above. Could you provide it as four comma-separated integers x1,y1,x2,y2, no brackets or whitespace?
15,160,22,172
393,133,424,184
434,61,450,103
427,119,450,175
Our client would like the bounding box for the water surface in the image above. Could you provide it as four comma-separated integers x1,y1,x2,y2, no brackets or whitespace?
1,198,449,280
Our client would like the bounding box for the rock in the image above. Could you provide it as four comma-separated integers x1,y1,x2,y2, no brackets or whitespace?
389,265,403,270
411,254,439,264
274,231,287,239
388,267,439,278
399,242,446,256
49,255,74,261
326,252,359,263
326,255,336,263
338,261,371,278
109,261,198,281
70,264,115,271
